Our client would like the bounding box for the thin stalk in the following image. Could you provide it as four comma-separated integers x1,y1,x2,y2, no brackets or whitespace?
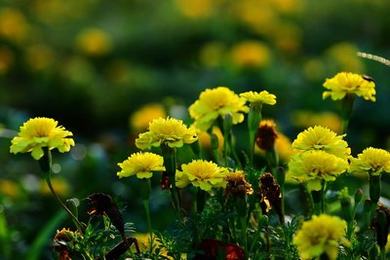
247,103,262,166
42,150,82,232
141,179,153,254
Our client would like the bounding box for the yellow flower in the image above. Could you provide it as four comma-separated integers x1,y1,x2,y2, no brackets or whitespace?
292,111,342,133
349,147,390,176
0,8,29,42
292,126,350,159
0,179,20,198
40,178,70,196
176,160,228,192
10,117,75,160
287,151,348,190
130,104,166,132
189,86,249,131
135,117,197,150
386,234,390,253
175,0,219,19
293,214,348,260
322,72,376,101
117,152,165,179
197,126,224,151
230,41,271,68
240,90,276,105
75,28,112,56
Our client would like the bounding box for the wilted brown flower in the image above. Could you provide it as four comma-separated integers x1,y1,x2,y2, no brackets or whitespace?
372,204,390,250
224,170,253,198
259,173,283,223
256,120,278,151
87,193,125,240
53,228,76,260
194,239,245,260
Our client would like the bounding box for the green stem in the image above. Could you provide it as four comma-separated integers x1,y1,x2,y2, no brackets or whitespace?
143,199,153,253
340,94,355,134
247,103,262,165
42,149,83,232
161,144,181,216
320,181,326,214
302,184,314,218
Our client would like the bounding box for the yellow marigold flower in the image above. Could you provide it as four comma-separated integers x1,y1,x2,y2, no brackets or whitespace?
293,214,348,260
230,41,270,68
135,117,197,150
176,160,228,192
10,117,75,160
189,86,249,131
75,28,112,56
240,90,276,105
349,147,390,176
0,8,29,42
175,0,218,19
117,152,165,179
130,104,166,132
287,151,348,190
386,234,390,253
322,72,376,102
292,126,351,159
292,111,342,133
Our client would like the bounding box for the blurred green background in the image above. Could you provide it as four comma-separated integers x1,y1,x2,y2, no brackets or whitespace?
0,0,389,258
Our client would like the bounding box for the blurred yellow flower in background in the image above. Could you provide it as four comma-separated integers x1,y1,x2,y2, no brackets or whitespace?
291,111,342,133
189,86,249,131
176,160,228,192
293,214,348,260
287,150,348,190
303,58,326,81
0,179,21,198
323,72,376,102
75,28,112,56
117,152,165,179
25,44,55,71
0,47,14,74
230,41,271,68
130,104,166,132
349,147,390,176
325,42,364,73
40,178,70,196
240,90,277,105
10,117,75,160
199,41,226,68
292,126,350,159
175,0,220,18
135,117,197,149
198,126,224,151
0,8,29,43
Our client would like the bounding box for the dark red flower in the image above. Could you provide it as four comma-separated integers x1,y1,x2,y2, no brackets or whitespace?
195,239,245,260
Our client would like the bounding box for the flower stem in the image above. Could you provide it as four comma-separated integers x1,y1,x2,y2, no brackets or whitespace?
42,149,83,232
247,103,262,165
340,94,355,134
161,144,181,216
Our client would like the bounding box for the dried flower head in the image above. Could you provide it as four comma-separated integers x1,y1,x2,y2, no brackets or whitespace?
10,117,75,160
259,173,283,221
322,72,376,102
224,170,253,198
87,193,125,239
256,120,278,151
189,86,249,131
